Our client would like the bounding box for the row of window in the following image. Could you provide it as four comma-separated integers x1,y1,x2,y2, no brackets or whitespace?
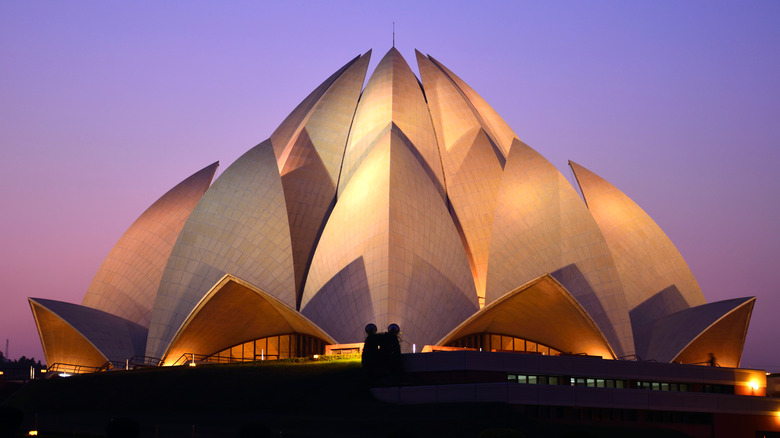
508,373,734,394
206,334,326,363
508,374,626,388
452,334,562,356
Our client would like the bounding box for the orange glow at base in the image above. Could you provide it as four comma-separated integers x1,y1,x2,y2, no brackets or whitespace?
28,431,38,436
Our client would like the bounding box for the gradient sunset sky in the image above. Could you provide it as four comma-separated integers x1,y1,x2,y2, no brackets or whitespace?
2,1,778,370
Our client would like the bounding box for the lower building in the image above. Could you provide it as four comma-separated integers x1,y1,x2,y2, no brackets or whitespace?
372,350,780,438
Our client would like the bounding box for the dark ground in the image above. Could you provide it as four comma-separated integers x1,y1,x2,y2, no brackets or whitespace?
0,358,692,438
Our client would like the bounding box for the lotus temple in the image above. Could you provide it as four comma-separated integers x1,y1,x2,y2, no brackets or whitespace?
29,46,780,436
29,47,757,371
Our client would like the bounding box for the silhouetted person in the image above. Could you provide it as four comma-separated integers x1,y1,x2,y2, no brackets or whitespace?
362,323,402,378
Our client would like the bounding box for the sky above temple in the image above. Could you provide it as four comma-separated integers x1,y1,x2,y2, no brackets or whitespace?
2,1,779,370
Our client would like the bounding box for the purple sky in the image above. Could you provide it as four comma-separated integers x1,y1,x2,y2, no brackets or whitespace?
2,2,778,370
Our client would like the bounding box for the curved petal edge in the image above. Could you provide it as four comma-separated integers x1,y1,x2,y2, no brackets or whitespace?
162,274,337,366
438,274,616,359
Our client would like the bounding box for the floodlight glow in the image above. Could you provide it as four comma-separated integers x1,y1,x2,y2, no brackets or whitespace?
58,373,71,377
28,431,38,436
750,380,760,391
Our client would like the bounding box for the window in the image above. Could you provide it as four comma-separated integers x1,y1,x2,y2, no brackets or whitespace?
206,334,325,363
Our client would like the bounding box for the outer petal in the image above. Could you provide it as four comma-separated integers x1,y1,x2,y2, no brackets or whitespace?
29,298,147,369
81,162,218,327
569,161,706,324
487,140,634,357
637,297,755,367
302,127,478,349
416,50,504,307
278,51,371,306
161,275,336,365
426,54,518,158
277,50,371,184
438,274,615,359
339,47,446,200
269,54,363,164
146,140,294,360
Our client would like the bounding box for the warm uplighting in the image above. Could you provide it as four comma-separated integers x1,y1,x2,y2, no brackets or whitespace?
28,431,38,436
58,373,71,377
189,362,196,367
750,380,760,391
312,354,319,359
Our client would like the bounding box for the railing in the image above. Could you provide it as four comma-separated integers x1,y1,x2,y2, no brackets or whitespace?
103,356,163,371
170,352,274,367
171,353,218,367
171,352,228,366
47,363,103,375
128,355,162,368
46,356,163,375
